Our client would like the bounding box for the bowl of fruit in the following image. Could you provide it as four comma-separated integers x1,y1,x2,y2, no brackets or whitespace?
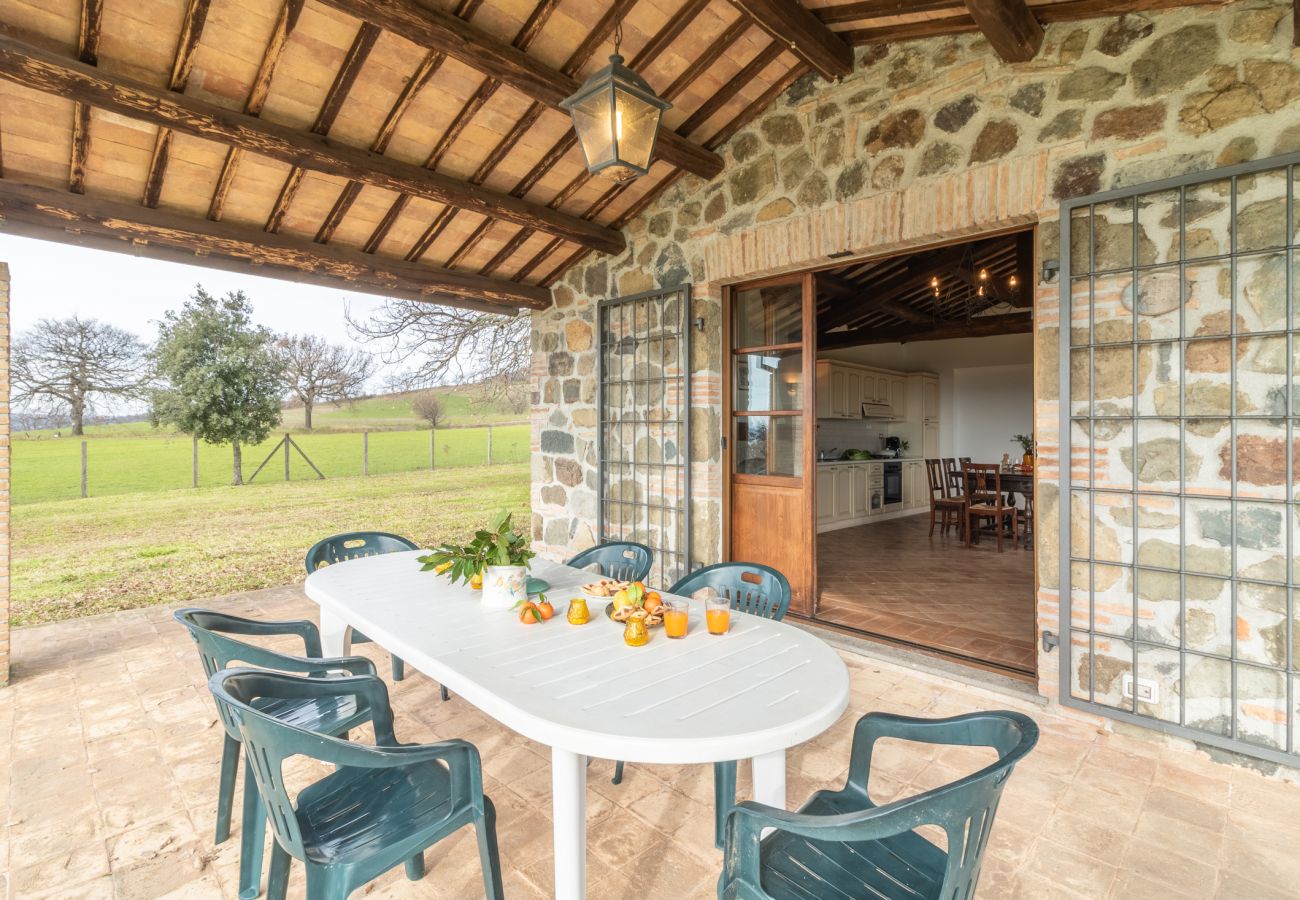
604,581,664,627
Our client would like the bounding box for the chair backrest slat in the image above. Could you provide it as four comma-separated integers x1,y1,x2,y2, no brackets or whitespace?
565,541,654,583
668,562,791,620
305,531,419,573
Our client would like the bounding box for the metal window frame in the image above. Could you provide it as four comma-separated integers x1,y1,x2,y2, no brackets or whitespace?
596,283,693,586
1058,149,1300,768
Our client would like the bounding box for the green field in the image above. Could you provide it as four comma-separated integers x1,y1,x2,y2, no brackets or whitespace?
12,464,531,626
12,387,530,504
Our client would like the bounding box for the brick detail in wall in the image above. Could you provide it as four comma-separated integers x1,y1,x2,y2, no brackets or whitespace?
0,262,10,687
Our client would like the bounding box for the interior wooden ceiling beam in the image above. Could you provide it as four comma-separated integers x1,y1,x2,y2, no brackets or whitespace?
0,179,547,311
314,0,723,179
0,34,625,255
724,0,853,80
821,311,1032,348
142,0,213,209
264,21,380,234
68,0,102,195
208,0,303,221
963,0,1043,61
818,242,972,330
818,271,932,324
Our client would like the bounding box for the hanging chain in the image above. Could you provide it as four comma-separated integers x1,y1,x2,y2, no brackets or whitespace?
614,21,623,56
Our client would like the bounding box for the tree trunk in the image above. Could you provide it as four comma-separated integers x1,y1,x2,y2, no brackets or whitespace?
70,394,85,436
232,439,243,486
303,400,313,430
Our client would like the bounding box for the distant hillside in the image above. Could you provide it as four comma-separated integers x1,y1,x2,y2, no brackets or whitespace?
15,384,528,440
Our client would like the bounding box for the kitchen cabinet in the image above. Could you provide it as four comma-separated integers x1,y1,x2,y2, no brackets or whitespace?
888,376,906,419
903,461,926,509
922,422,940,459
816,361,907,420
816,469,835,525
922,377,940,422
851,465,868,517
832,466,854,519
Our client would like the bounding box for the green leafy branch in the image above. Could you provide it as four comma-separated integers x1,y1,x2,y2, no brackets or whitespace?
418,508,535,585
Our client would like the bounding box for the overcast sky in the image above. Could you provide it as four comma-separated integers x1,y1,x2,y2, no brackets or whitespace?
0,233,391,348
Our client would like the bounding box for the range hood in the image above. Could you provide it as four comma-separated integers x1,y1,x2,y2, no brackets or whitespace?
860,400,893,419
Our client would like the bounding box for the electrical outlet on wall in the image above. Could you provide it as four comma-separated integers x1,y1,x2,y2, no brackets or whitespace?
1121,673,1159,705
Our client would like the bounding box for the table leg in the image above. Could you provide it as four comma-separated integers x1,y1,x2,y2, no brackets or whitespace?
319,607,353,658
552,747,587,900
751,749,787,839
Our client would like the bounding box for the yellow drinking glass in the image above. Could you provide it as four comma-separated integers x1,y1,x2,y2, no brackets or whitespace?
705,596,731,635
663,599,689,639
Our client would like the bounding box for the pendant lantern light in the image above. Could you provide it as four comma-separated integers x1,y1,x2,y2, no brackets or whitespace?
560,24,671,181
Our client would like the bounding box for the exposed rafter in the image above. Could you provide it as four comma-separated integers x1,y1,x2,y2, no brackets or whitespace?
68,0,102,195
142,0,212,209
0,179,549,311
312,0,723,179
963,0,1043,62
264,22,380,234
818,272,932,324
0,34,625,254
208,0,303,221
725,0,853,79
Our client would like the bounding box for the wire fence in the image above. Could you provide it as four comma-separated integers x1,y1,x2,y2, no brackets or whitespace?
13,423,530,505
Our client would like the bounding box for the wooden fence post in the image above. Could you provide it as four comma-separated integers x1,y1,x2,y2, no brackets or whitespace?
363,431,369,476
80,440,87,498
487,425,493,466
430,426,435,469
192,436,198,488
283,433,290,481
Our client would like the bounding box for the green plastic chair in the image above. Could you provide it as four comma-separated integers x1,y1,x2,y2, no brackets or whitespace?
611,561,791,850
305,531,445,697
565,540,654,582
718,710,1039,900
175,608,378,900
209,668,504,900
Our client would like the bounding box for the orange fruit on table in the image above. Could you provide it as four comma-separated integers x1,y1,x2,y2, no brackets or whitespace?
536,596,555,620
518,602,542,624
642,592,663,615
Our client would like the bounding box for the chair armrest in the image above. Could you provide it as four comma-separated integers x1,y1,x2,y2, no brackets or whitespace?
721,796,942,900
298,732,487,808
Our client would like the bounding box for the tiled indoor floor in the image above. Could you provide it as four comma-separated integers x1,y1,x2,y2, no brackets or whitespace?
817,512,1036,674
5,585,1300,899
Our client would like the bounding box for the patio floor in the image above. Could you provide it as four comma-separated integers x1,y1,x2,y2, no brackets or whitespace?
4,588,1300,900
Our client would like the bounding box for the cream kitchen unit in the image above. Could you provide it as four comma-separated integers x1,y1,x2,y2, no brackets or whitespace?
816,459,930,533
814,361,907,420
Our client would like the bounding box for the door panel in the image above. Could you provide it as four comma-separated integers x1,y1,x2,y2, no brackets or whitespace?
726,274,815,614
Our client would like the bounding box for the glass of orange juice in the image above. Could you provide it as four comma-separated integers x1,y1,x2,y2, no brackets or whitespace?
705,596,731,635
663,599,689,638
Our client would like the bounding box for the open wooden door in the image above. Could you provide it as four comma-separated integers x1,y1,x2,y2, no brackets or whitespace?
723,273,816,615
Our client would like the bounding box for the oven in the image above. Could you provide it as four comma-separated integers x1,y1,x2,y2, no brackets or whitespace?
883,461,902,506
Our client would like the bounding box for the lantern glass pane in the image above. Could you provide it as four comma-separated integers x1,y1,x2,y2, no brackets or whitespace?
614,87,662,173
570,87,615,169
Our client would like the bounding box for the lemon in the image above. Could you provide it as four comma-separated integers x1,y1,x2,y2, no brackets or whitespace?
612,588,633,610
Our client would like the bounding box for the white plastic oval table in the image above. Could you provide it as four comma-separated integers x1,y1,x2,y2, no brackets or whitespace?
306,552,850,900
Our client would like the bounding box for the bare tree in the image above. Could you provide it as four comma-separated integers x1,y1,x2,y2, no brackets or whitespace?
12,316,150,435
274,333,375,429
347,301,529,397
410,391,445,427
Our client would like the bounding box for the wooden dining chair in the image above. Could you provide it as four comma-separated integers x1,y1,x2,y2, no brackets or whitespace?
942,457,961,497
963,462,1018,552
925,458,966,537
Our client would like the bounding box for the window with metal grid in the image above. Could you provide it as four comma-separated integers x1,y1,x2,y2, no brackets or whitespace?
597,285,692,587
1060,151,1300,766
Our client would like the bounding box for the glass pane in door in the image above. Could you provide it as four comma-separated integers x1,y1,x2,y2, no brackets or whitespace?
734,282,803,347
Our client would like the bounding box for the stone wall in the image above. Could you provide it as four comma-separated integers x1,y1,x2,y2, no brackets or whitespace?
531,1,1300,715
0,263,10,686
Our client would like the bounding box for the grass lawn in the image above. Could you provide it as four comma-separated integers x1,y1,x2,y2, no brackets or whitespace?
12,463,530,626
12,425,529,504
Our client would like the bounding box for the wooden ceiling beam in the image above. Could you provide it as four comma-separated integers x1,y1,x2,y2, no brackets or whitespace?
816,0,962,24
68,0,102,195
314,0,723,179
678,40,783,138
0,34,625,255
964,0,1043,61
724,0,853,79
264,21,380,234
818,271,932,324
821,311,1033,349
208,0,303,221
401,0,561,264
142,0,213,209
0,179,547,311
